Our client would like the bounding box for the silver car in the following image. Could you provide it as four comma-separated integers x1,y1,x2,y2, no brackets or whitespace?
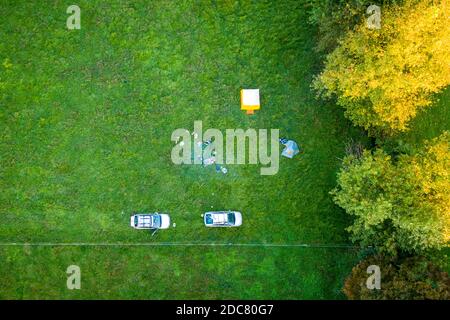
203,211,242,227
130,213,171,230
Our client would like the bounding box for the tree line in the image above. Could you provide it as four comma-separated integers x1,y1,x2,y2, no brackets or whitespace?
308,0,450,299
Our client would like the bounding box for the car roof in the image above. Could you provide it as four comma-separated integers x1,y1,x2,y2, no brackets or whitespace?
211,212,228,224
135,215,154,228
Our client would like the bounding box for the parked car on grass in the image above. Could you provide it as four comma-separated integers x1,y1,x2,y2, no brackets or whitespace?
130,213,171,230
203,211,242,227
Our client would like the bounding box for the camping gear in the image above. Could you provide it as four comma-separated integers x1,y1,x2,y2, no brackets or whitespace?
240,89,260,115
281,140,300,159
215,164,228,174
221,166,228,174
202,139,212,149
203,156,216,166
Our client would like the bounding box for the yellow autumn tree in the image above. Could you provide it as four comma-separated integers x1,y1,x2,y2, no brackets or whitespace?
313,0,450,134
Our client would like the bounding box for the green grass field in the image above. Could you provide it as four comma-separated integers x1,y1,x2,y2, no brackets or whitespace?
0,1,447,299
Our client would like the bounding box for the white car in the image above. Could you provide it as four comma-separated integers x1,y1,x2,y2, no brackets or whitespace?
130,213,171,230
203,211,242,227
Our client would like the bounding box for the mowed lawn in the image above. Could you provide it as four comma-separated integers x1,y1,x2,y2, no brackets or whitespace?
0,0,371,299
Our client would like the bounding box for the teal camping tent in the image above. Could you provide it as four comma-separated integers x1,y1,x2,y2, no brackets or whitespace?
281,140,300,159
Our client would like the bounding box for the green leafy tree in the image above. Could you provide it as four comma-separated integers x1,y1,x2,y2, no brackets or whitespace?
307,0,396,53
343,255,450,300
332,132,450,254
313,0,450,134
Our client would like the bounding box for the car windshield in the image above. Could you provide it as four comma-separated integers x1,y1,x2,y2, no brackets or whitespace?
152,215,161,228
205,214,213,225
134,216,138,227
227,213,235,225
